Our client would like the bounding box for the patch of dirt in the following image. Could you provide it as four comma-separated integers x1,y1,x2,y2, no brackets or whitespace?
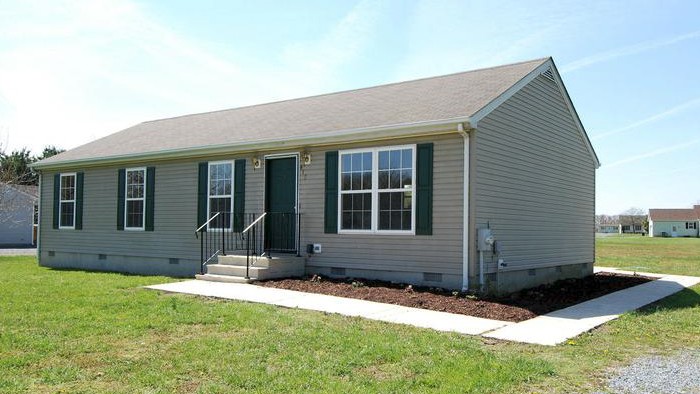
258,272,654,322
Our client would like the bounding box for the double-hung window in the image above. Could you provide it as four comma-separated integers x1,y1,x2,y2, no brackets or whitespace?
59,173,76,228
208,161,233,230
339,145,415,233
687,222,698,230
125,168,146,230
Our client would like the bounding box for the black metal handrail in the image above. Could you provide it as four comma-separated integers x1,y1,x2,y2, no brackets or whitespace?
243,212,266,279
194,212,301,276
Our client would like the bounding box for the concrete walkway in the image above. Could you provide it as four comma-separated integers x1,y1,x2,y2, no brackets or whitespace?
484,268,700,345
146,268,700,346
0,248,37,256
146,280,512,335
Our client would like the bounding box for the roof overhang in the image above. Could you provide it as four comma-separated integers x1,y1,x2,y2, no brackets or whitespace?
32,116,473,170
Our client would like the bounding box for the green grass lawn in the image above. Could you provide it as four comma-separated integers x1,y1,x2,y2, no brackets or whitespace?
596,235,700,276
1,237,699,393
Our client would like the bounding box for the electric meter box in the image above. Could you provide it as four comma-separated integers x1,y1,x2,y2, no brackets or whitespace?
477,228,495,252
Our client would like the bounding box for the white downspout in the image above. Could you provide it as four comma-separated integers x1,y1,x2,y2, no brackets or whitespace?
36,172,41,262
459,123,470,291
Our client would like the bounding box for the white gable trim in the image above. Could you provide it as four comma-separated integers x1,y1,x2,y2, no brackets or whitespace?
469,58,601,168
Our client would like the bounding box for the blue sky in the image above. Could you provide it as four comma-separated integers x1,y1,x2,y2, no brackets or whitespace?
0,0,698,214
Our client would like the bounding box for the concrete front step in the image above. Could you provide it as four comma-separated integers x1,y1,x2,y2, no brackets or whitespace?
205,253,305,281
217,254,303,268
207,264,266,277
195,274,252,284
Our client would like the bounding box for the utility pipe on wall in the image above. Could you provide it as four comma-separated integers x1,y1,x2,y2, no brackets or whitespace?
459,123,470,292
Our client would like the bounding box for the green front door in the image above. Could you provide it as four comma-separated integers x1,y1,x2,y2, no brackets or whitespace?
265,157,297,252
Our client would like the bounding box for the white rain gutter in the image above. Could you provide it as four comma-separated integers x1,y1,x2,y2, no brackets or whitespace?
458,123,470,291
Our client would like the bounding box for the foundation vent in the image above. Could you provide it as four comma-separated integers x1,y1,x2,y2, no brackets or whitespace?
528,269,536,276
48,251,55,257
423,272,442,282
169,258,180,265
98,254,107,260
330,267,346,276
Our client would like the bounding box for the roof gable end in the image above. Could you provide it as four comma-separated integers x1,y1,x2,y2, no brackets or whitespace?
469,58,600,168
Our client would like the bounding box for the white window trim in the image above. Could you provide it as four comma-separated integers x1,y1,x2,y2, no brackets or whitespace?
124,167,146,231
207,160,234,231
58,172,76,230
337,144,416,235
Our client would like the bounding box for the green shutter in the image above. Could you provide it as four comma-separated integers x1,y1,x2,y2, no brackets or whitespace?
75,172,84,230
324,151,338,234
53,174,60,229
117,169,125,230
197,162,208,230
233,159,245,232
416,143,433,235
145,167,155,231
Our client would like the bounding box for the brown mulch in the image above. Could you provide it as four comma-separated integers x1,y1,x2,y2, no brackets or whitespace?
258,272,654,322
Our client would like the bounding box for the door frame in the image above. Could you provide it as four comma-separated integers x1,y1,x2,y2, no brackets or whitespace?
263,152,300,252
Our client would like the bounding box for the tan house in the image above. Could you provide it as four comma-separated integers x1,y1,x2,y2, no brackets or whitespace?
649,206,700,237
32,57,599,293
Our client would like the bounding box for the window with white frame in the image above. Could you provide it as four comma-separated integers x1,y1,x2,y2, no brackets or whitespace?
59,173,76,228
339,145,415,233
208,161,233,229
125,168,146,229
686,222,698,230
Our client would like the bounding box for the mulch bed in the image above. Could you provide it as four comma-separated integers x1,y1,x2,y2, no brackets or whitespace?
258,272,654,322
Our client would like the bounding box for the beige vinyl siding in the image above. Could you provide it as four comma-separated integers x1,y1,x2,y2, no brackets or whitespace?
39,133,464,282
40,162,201,262
299,134,464,279
473,74,595,275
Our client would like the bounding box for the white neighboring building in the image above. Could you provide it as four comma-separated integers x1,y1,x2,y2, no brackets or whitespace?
0,183,38,246
648,205,700,238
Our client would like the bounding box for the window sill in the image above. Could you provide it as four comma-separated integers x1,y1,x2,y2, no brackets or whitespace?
338,230,415,236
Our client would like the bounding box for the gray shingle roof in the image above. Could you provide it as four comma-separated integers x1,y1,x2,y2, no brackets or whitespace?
38,57,549,167
0,182,38,199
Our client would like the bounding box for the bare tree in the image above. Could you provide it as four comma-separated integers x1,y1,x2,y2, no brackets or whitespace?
619,207,647,233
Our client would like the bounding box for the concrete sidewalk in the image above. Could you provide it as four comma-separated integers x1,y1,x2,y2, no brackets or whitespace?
484,268,700,345
146,280,512,335
0,248,37,256
146,268,700,346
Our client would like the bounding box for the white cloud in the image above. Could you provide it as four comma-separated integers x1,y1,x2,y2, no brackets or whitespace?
0,0,383,154
561,30,700,73
281,0,384,78
592,98,700,140
604,138,700,169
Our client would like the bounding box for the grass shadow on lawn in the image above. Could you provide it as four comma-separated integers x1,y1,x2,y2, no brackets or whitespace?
635,287,700,315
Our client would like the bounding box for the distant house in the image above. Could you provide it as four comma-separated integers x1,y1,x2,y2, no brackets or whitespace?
0,183,38,246
595,214,645,234
596,224,619,233
595,215,619,233
32,57,600,293
618,215,646,234
648,206,700,237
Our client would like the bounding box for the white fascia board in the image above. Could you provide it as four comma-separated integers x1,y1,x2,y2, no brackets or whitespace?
32,116,472,170
469,58,601,169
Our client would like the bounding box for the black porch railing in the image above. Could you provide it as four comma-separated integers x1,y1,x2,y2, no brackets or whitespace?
194,212,301,275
